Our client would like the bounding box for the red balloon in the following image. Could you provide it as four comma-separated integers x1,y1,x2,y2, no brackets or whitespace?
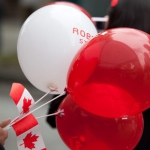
46,1,95,25
67,28,150,118
56,95,143,150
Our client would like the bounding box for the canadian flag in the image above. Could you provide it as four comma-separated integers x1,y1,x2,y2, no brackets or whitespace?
10,83,35,115
12,114,47,150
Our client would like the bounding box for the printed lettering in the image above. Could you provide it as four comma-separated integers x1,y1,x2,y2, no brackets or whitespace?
80,30,85,37
79,39,83,44
73,28,79,35
87,33,91,39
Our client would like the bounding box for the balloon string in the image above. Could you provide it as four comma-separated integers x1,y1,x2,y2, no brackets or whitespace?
6,91,51,128
5,109,64,130
6,91,66,129
36,109,64,119
34,90,51,105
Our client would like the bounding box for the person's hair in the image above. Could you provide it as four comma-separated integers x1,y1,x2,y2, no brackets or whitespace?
106,0,150,34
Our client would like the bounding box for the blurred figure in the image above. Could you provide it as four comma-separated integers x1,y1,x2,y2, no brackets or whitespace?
105,0,150,33
0,118,11,150
46,94,67,128
105,0,150,149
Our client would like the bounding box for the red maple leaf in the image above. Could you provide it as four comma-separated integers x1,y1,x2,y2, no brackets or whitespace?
21,97,32,114
20,132,39,150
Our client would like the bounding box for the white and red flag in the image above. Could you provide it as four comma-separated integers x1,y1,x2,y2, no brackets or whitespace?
12,114,47,150
10,83,35,116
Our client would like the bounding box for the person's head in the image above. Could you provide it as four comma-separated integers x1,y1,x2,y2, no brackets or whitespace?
106,0,150,34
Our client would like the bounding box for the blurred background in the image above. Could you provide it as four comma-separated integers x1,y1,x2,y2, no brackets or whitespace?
0,0,110,149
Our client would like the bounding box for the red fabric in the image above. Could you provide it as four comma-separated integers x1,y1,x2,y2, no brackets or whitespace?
12,114,38,136
10,83,25,105
111,0,118,7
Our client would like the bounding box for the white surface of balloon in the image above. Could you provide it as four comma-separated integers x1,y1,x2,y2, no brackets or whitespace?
17,4,97,94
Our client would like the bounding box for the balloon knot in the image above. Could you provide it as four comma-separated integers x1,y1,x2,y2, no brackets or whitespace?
58,109,65,117
64,88,69,94
48,83,58,92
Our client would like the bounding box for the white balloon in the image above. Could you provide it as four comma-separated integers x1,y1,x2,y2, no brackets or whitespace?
17,4,97,94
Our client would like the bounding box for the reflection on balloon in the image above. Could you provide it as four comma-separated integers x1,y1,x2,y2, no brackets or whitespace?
47,1,95,25
67,28,150,117
56,95,143,150
17,4,97,94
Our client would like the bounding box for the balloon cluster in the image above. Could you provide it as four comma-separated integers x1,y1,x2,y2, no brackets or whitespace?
17,1,150,150
67,28,150,118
